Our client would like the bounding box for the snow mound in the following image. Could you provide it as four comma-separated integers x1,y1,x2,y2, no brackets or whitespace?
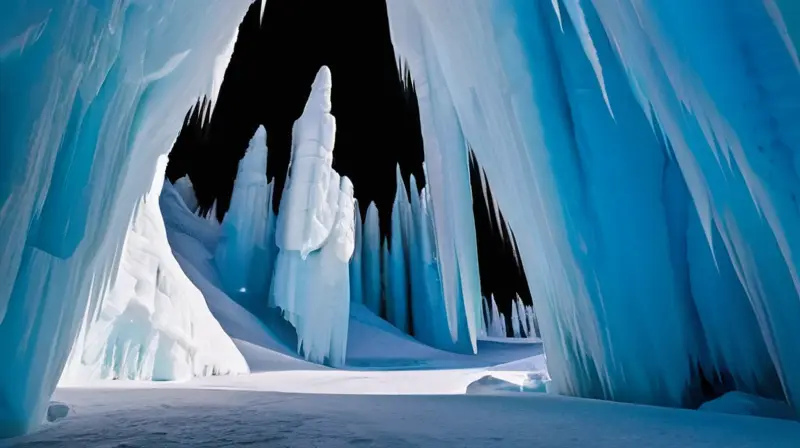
60,156,248,384
699,392,795,421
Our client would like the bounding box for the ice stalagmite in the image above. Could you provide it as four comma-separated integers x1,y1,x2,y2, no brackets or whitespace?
407,174,429,341
349,200,364,305
271,66,354,367
483,295,507,338
173,176,199,213
386,1,483,355
215,126,277,315
480,295,539,340
0,0,252,436
362,203,383,315
386,167,410,333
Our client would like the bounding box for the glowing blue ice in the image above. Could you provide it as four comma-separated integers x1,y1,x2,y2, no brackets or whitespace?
385,167,410,333
0,0,251,436
215,126,277,316
387,0,800,413
361,202,383,315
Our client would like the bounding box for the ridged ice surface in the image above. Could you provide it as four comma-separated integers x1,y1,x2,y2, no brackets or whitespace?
61,156,248,384
387,0,800,413
271,66,354,367
352,168,473,353
480,295,539,340
0,0,251,436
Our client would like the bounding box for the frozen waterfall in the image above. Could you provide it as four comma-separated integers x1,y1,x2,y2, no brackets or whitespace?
0,0,252,436
386,0,800,412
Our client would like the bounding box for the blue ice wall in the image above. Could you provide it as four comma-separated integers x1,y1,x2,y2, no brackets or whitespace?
572,0,800,411
0,0,251,436
387,0,800,412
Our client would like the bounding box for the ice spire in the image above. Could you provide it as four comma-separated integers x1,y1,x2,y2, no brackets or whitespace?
278,66,337,259
362,202,383,315
386,166,410,332
349,199,364,304
215,126,275,313
271,66,353,366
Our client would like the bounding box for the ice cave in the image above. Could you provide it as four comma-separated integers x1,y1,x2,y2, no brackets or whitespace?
1,0,800,446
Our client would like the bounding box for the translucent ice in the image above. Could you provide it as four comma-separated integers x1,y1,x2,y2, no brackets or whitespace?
361,202,383,315
385,167,410,333
215,126,278,316
564,0,800,410
387,0,800,413
0,0,251,436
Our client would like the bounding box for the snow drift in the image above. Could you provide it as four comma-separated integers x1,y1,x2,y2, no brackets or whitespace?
61,155,248,383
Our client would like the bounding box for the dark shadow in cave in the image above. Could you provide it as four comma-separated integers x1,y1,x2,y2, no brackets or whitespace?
469,151,534,332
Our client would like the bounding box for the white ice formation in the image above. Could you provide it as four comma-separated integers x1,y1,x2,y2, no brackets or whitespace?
0,0,253,436
61,156,248,384
271,66,355,367
480,295,540,340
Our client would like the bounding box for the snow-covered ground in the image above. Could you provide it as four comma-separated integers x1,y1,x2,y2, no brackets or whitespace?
5,180,794,447
6,307,799,447
5,349,800,447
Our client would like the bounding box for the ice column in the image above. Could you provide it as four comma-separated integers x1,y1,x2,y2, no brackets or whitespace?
362,202,383,315
215,126,277,315
271,66,354,367
385,167,410,332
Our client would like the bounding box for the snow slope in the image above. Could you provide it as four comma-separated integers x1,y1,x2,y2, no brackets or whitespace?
60,156,248,384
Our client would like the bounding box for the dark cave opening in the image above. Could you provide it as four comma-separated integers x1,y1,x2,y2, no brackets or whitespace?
166,0,533,333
